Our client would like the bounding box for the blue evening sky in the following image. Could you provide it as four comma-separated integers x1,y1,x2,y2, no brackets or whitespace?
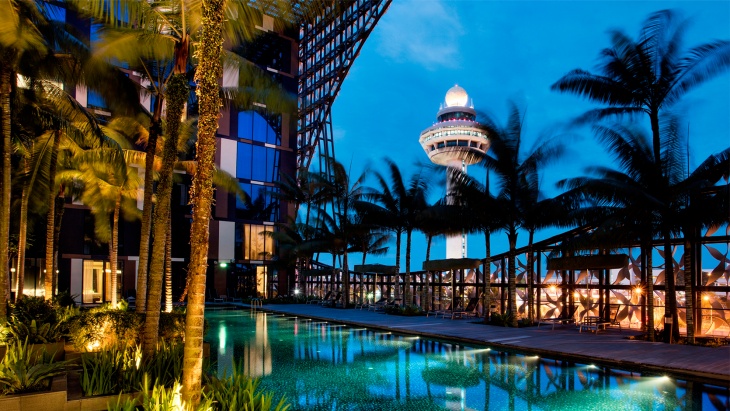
328,0,730,267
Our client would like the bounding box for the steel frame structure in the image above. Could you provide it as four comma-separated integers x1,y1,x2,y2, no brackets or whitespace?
297,0,392,178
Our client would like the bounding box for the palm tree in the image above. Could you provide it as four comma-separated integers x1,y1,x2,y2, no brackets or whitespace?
56,146,141,306
676,150,729,343
551,9,730,334
80,0,295,314
0,0,53,318
312,159,368,307
557,119,727,342
358,159,430,306
181,0,224,403
474,103,566,326
447,168,505,320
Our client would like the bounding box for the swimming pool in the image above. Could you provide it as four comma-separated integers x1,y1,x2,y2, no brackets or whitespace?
205,309,729,410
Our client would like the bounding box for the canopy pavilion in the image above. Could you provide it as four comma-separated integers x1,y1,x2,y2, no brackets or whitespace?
353,264,398,307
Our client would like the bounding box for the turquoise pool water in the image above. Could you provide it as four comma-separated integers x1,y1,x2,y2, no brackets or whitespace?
205,309,729,411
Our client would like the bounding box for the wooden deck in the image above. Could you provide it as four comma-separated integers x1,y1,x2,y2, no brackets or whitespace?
236,303,730,386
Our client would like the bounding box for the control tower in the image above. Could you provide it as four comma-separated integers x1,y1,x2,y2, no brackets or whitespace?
419,85,490,258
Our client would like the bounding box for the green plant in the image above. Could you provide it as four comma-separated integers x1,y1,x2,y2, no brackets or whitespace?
11,296,57,324
67,307,143,351
4,317,65,344
0,338,67,394
383,304,425,316
142,340,184,389
517,318,535,328
489,311,515,327
81,346,125,396
107,374,214,411
159,310,187,341
81,341,185,397
52,291,78,308
205,362,290,411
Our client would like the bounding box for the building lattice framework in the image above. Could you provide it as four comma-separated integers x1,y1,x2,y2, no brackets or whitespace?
297,0,392,178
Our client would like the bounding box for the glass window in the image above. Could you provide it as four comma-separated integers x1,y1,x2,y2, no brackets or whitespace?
266,114,282,145
236,224,274,260
266,147,277,182
87,90,107,109
252,145,266,181
252,111,268,143
82,260,104,304
238,111,253,139
237,142,252,179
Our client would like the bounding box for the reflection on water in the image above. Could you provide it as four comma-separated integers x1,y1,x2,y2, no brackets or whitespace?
205,310,729,411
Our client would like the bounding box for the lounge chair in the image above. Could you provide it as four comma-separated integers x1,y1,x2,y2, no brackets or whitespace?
309,291,332,305
451,297,480,320
228,288,242,303
538,305,577,330
322,292,342,307
427,300,453,318
367,297,392,312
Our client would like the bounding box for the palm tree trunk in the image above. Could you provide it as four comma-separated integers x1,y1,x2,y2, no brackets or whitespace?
482,230,491,323
143,73,187,356
527,230,535,323
44,130,60,300
507,228,518,327
136,97,163,314
109,192,121,306
394,229,402,300
16,155,31,300
683,229,695,344
663,229,679,343
343,250,349,308
165,213,173,313
405,229,412,306
645,240,655,342
182,0,224,402
0,63,12,318
52,188,65,293
425,235,432,312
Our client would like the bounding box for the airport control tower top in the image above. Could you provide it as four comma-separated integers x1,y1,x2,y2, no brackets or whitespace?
419,85,489,166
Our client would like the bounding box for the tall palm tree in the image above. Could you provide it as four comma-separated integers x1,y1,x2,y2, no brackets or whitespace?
557,119,726,342
475,103,566,326
552,9,730,334
56,146,141,306
312,159,367,307
80,0,295,314
358,159,430,306
0,0,53,318
181,0,224,403
447,169,505,320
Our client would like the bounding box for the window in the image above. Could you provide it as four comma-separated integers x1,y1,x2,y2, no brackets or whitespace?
238,111,254,139
237,143,252,179
82,260,122,304
235,224,275,260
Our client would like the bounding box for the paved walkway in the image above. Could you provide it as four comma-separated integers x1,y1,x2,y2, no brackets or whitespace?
237,303,730,386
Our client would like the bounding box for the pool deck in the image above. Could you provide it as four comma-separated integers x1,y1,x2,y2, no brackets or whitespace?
231,303,730,386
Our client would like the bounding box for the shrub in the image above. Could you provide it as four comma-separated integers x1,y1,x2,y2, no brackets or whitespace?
108,375,214,411
67,306,143,351
11,296,57,324
489,311,515,327
52,291,77,308
383,304,425,316
4,317,65,344
205,361,290,411
80,341,184,396
0,337,67,395
81,346,125,396
159,310,186,341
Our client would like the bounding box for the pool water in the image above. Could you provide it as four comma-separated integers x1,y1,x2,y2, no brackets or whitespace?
205,309,729,411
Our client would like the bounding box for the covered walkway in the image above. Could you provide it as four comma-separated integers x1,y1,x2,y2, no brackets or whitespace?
245,303,730,385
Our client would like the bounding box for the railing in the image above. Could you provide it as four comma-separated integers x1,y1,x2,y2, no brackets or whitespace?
304,227,730,338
